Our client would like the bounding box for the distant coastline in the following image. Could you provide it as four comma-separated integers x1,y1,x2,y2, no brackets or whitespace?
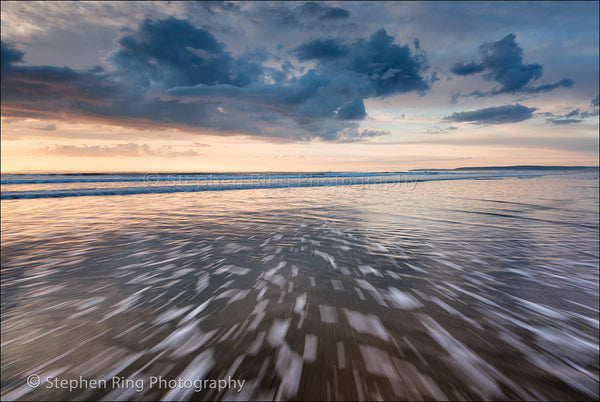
2,165,598,175
410,165,598,172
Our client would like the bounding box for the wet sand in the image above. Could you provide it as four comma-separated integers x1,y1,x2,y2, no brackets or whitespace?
1,173,598,400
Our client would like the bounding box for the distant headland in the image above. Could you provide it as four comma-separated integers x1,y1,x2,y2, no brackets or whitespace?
410,165,598,172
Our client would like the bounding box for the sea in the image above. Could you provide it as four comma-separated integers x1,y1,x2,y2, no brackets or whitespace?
1,167,598,400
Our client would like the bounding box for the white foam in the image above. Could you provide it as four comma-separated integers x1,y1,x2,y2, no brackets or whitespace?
179,298,212,325
354,287,366,300
314,250,337,269
387,287,423,310
101,292,143,321
431,258,463,271
261,255,275,263
343,309,389,341
416,314,504,399
318,305,338,324
162,349,215,401
275,343,303,400
227,289,251,304
303,334,318,363
154,306,194,325
386,270,401,280
358,344,399,381
337,341,346,369
354,279,376,292
294,293,307,314
215,265,251,276
512,296,567,320
247,331,266,355
267,318,291,347
358,264,382,277
374,243,390,252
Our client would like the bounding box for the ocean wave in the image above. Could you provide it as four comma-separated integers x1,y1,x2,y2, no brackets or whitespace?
0,171,556,200
1,172,408,185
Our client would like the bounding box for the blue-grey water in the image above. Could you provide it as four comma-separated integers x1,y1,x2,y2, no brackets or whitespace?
1,169,598,400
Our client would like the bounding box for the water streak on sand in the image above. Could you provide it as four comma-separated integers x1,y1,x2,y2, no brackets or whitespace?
1,169,598,400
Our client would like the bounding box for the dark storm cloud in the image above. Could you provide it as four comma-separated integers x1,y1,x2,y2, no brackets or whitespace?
344,30,430,96
335,99,366,120
1,52,122,121
290,30,431,95
450,61,485,76
167,28,431,136
111,17,263,88
0,41,24,68
293,39,348,61
321,7,350,20
522,78,574,94
451,34,573,97
267,2,351,28
445,104,537,125
2,17,433,142
297,2,350,20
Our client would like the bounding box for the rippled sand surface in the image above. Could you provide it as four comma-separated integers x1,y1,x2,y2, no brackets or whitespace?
1,172,598,400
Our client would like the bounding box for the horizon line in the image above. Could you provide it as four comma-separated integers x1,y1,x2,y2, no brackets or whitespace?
1,165,598,175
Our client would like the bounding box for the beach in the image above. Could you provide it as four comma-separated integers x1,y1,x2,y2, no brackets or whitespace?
1,169,598,400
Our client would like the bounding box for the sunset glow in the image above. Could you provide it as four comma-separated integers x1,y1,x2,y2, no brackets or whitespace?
1,1,598,172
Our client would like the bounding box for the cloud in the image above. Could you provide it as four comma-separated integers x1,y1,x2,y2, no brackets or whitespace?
297,2,350,20
566,109,580,118
546,118,583,125
450,61,485,75
592,95,599,108
293,38,348,61
1,19,432,142
334,98,366,120
1,40,123,117
332,128,391,143
44,143,199,157
0,41,24,68
263,2,351,29
544,102,600,124
451,34,573,97
345,30,430,96
421,125,453,134
167,28,431,138
450,91,461,104
30,124,57,131
578,110,599,118
111,17,263,88
445,104,537,124
522,78,573,94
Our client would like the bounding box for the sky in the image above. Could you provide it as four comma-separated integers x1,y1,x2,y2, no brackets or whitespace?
1,1,598,173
